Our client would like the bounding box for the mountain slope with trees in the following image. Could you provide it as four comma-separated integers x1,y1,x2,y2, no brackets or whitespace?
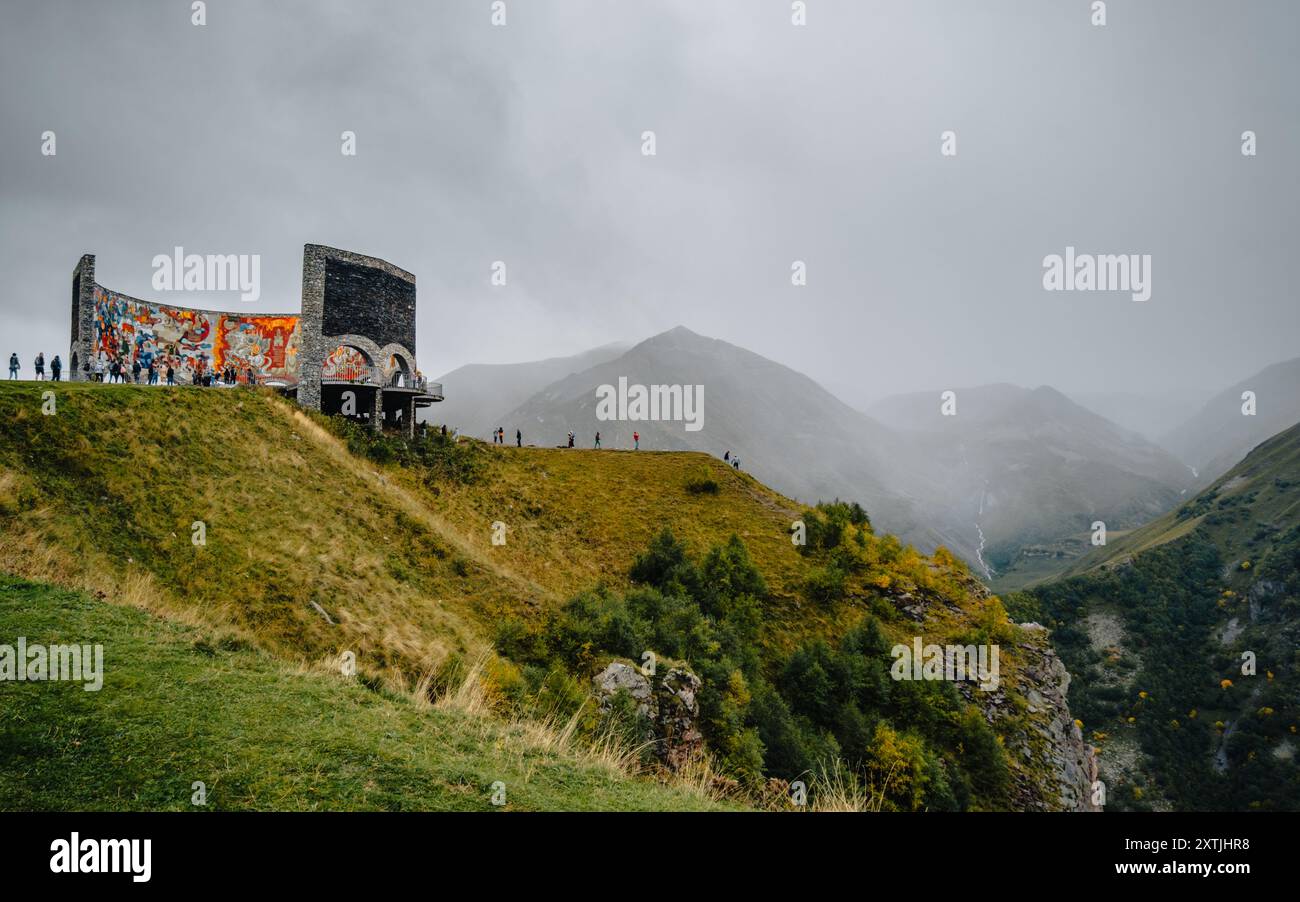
1013,421,1300,810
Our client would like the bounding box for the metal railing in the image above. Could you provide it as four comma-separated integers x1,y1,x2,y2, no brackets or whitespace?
320,370,440,397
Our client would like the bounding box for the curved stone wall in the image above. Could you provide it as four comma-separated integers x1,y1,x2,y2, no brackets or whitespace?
86,285,300,384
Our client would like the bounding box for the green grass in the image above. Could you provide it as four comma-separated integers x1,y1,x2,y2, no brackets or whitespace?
0,576,724,811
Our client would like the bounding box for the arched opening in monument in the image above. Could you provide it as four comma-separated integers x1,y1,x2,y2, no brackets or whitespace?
388,354,410,387
320,344,373,383
320,343,380,427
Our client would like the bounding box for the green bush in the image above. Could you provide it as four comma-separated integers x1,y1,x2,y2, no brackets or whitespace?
324,416,484,484
503,529,1014,809
684,468,721,495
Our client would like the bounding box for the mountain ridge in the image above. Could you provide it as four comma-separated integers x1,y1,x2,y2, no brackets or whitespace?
466,327,1194,581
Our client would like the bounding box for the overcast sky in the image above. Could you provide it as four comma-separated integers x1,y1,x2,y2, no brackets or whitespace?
2,0,1296,402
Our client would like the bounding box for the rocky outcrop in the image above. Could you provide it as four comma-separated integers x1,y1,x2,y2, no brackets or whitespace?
594,661,704,771
952,625,1099,811
939,576,1100,811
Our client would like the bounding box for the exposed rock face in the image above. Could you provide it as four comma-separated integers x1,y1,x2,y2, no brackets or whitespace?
1016,627,1101,812
940,576,1100,811
595,662,655,717
594,661,703,770
654,668,705,771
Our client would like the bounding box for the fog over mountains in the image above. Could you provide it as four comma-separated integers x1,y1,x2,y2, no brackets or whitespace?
1159,356,1300,487
866,383,1193,576
433,326,1299,584
431,342,629,438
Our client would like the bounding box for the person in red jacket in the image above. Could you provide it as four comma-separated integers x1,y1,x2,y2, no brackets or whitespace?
633,431,639,450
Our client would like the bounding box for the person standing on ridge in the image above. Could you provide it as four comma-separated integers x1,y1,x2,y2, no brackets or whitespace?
8,353,18,380
50,355,62,381
516,429,521,447
34,352,45,380
633,431,639,450
594,431,601,449
724,450,730,462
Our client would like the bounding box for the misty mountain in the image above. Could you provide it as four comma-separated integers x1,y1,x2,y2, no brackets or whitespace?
1159,356,1300,486
490,326,945,551
866,384,1194,581
427,342,629,438
1067,389,1213,444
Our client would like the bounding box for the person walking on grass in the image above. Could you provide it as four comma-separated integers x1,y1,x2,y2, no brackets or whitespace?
594,431,601,449
93,356,104,382
166,363,175,386
633,431,639,450
50,355,61,381
34,353,45,380
132,359,142,384
7,353,17,380
516,429,521,448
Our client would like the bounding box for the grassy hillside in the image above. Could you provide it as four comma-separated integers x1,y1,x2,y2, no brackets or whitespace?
0,382,1092,810
0,577,720,811
1018,422,1300,810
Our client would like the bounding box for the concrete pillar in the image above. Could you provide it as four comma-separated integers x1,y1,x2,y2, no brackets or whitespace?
405,395,416,438
69,255,96,383
371,387,383,433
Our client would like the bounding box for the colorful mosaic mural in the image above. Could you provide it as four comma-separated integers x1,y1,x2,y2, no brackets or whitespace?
320,346,405,383
320,345,371,381
92,287,300,384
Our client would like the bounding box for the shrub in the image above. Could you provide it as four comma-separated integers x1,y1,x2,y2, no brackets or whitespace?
803,564,847,604
684,467,721,495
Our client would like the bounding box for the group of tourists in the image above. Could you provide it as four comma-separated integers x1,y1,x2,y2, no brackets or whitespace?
9,352,62,381
8,350,258,389
487,427,643,450
91,355,177,385
490,427,522,447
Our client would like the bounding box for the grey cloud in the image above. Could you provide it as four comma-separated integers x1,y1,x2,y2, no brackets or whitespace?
2,0,1296,398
